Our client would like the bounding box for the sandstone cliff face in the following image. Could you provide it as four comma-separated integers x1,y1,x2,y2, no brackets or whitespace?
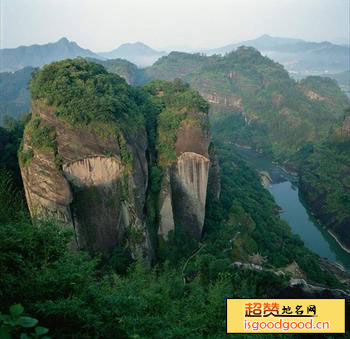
202,91,243,112
170,152,210,239
158,113,219,240
20,101,150,256
21,62,220,257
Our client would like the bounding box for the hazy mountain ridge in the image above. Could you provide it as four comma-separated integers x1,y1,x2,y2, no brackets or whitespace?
0,37,100,72
203,34,303,54
2,34,348,74
98,42,166,67
203,34,350,73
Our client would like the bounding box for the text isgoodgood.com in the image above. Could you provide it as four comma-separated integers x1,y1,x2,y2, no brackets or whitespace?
244,319,330,332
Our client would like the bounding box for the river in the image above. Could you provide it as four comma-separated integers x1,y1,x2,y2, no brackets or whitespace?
234,146,350,271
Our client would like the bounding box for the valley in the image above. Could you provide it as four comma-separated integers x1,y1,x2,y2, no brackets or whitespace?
0,33,349,337
234,145,350,271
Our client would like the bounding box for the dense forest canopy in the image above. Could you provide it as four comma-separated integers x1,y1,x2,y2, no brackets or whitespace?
30,59,142,128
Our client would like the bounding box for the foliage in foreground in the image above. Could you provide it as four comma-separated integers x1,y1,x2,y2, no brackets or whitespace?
0,304,49,339
0,134,342,338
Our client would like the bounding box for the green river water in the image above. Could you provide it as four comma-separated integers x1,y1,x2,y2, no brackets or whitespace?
235,146,350,271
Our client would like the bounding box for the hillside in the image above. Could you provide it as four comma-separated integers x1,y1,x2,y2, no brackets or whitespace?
99,42,166,67
3,47,348,160
322,70,350,96
298,110,350,251
86,57,146,85
144,51,213,81
0,67,33,124
0,37,100,72
145,47,349,159
324,70,350,86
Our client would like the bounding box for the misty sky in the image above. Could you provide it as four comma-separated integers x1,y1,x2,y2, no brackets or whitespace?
1,0,349,51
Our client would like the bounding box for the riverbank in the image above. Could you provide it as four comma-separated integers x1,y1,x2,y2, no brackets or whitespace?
329,230,350,254
233,145,350,271
299,170,350,258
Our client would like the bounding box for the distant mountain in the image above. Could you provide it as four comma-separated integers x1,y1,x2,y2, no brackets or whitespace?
203,35,350,73
0,37,100,72
98,42,166,67
204,35,303,55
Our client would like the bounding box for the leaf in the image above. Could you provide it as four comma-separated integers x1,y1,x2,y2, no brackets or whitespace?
20,333,29,339
18,316,38,328
9,304,24,317
35,326,49,336
0,327,11,339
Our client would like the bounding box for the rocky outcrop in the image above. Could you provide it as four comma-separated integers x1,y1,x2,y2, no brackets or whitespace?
259,171,272,188
305,90,325,101
204,92,243,111
20,64,219,257
171,152,210,239
20,101,150,256
21,149,73,226
158,111,218,241
158,152,211,240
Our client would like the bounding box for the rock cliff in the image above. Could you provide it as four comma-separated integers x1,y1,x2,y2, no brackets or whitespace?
19,60,219,257
19,60,152,257
20,100,150,256
147,80,219,241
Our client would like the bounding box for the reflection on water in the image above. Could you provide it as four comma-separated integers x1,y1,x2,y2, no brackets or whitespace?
235,146,350,271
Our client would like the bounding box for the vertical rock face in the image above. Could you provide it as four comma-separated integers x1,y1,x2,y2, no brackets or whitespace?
62,156,125,252
20,101,150,256
171,152,210,239
21,149,73,225
158,171,175,237
157,103,220,240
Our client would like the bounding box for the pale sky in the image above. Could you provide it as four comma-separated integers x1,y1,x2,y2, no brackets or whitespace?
0,0,349,51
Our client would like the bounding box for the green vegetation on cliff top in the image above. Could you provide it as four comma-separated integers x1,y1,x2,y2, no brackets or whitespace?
30,59,143,130
144,79,209,167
